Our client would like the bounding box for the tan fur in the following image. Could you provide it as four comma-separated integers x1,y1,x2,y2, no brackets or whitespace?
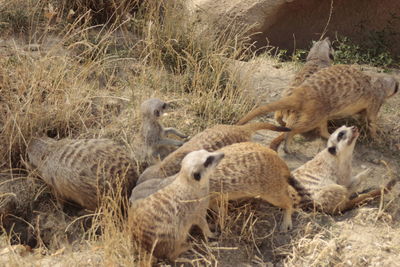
131,142,307,232
275,37,334,126
27,137,138,211
292,125,397,214
128,150,224,261
137,122,290,184
140,98,187,161
208,142,308,231
237,65,399,152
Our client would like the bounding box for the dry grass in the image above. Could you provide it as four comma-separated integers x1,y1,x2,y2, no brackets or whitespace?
0,0,399,266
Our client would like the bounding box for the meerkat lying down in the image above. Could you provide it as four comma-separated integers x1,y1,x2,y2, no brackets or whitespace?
275,37,334,126
27,137,138,211
137,122,290,184
237,65,399,153
140,98,187,160
131,142,308,232
292,125,397,214
129,150,224,261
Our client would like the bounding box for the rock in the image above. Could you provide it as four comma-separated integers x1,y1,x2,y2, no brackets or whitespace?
188,0,400,54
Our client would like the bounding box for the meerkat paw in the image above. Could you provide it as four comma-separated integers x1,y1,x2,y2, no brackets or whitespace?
279,220,292,232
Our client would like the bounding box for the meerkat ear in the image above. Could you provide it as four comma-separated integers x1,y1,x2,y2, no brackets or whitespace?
328,146,337,155
204,156,215,168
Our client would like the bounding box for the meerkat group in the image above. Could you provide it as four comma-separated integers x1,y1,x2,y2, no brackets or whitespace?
24,37,399,262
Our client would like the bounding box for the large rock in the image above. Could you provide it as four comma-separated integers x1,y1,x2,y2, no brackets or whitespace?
188,0,400,54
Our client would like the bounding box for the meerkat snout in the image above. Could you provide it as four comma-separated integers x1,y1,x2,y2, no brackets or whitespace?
327,126,359,156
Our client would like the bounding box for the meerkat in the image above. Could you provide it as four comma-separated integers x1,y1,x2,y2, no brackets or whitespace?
292,125,397,214
129,149,224,261
27,137,138,211
137,122,290,184
140,98,187,160
237,65,399,152
275,37,334,126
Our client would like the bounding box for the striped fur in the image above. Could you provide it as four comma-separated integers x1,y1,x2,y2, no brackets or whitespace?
27,137,137,210
137,122,290,184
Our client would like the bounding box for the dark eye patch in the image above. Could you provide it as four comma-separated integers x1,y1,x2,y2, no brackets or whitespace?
329,53,334,60
162,103,167,109
337,131,346,141
193,172,201,181
154,110,160,117
395,82,399,94
204,156,214,167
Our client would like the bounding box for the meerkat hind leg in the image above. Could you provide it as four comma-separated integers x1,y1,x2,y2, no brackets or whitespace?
348,168,372,194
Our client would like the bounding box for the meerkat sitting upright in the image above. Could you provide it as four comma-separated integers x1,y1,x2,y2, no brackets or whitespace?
275,37,334,126
137,122,290,184
237,65,399,152
129,149,224,261
292,125,397,214
140,98,187,160
27,137,138,211
131,142,308,232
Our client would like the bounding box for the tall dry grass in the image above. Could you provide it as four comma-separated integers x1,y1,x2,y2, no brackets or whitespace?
0,0,258,265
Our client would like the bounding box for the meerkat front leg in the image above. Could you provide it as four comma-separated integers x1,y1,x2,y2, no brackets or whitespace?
164,127,188,139
347,168,372,194
365,107,379,140
197,215,216,239
318,121,330,139
158,138,185,147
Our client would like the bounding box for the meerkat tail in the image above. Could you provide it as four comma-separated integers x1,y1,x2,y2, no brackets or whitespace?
241,122,291,132
237,96,301,125
341,177,398,212
287,175,311,207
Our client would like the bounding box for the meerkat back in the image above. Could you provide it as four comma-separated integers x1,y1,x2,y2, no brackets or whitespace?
27,137,138,210
129,149,224,261
208,142,307,231
137,123,290,183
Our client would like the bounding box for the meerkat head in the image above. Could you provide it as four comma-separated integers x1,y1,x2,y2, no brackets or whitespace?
180,149,224,186
372,76,399,98
307,37,334,62
27,137,56,169
141,98,168,119
326,126,359,157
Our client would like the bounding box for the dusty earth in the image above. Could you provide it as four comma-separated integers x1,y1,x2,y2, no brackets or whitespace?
0,39,399,266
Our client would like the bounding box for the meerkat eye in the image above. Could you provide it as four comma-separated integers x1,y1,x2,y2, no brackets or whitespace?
204,156,214,167
193,172,201,181
337,131,345,141
162,103,167,109
329,53,334,60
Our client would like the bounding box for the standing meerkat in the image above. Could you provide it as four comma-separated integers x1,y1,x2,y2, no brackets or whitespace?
140,98,187,160
237,65,399,152
275,37,334,126
27,137,138,211
292,125,397,214
137,122,290,184
129,149,224,261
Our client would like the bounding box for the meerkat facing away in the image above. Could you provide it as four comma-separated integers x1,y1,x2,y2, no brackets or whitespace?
292,125,397,214
275,37,334,126
131,142,308,231
137,122,290,184
27,137,138,211
237,65,399,153
140,98,187,160
129,149,224,261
